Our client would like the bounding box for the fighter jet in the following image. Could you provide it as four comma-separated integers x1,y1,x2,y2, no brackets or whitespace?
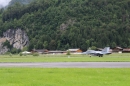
83,47,111,57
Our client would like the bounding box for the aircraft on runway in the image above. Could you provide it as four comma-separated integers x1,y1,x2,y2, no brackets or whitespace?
83,47,111,57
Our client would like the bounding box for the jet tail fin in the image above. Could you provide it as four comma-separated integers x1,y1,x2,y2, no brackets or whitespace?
101,47,110,54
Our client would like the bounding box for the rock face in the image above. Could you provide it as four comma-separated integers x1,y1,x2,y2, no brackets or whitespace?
0,43,8,54
0,38,8,54
3,29,29,50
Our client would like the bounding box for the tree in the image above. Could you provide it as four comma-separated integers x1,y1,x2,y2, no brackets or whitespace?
43,41,48,49
28,43,34,51
3,40,12,50
66,50,70,55
91,46,97,50
10,48,21,54
22,47,28,51
49,40,56,50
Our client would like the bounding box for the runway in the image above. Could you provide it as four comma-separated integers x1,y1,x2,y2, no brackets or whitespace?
0,62,130,68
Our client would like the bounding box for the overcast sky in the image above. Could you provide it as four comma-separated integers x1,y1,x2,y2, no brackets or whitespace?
0,0,11,7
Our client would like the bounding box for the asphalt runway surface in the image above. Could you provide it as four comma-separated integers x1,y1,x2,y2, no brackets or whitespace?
0,62,130,68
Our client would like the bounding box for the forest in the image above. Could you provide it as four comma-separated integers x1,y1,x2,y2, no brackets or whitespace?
0,0,130,51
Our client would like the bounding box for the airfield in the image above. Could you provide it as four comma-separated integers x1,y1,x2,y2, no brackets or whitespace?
0,53,130,86
1,62,130,68
0,53,130,62
0,53,130,68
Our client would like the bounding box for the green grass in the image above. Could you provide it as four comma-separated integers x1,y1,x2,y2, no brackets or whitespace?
0,68,130,86
0,53,130,62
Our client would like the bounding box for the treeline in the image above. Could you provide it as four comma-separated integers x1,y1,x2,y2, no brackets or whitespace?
0,0,130,51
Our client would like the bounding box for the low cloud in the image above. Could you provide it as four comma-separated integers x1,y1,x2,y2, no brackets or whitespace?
0,0,11,7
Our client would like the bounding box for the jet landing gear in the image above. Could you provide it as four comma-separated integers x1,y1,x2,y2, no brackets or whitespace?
97,54,103,57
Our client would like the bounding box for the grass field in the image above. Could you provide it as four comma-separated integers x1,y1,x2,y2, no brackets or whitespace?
0,53,130,62
0,54,130,86
0,68,129,86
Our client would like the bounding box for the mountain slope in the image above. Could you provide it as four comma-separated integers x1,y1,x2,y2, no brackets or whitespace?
0,0,130,51
9,0,34,5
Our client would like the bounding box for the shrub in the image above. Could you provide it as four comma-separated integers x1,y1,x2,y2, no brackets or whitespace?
19,53,23,56
66,50,71,55
9,53,12,57
33,53,39,56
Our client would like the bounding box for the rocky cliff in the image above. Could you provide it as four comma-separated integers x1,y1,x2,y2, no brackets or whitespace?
0,29,29,54
3,29,29,49
0,43,8,54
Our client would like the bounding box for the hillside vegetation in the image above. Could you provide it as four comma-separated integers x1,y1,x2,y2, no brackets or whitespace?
0,0,130,51
8,0,34,5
